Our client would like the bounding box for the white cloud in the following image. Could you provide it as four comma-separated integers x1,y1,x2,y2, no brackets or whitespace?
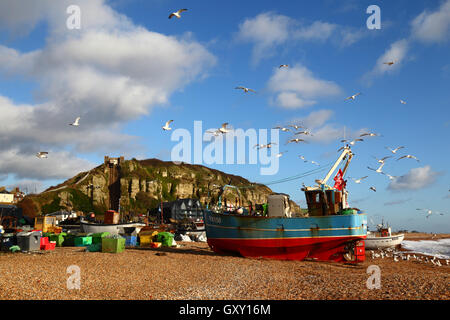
236,12,365,64
268,64,342,109
388,166,439,190
411,0,450,44
0,0,216,182
237,12,292,64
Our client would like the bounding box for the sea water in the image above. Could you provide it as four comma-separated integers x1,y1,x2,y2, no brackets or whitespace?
401,239,450,259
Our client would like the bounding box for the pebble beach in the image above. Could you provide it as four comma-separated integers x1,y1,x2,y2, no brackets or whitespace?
0,233,448,300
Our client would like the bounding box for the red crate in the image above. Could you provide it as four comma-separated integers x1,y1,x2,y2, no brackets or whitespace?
40,237,49,249
43,242,56,251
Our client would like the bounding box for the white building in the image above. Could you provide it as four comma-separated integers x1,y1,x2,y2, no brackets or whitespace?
0,193,14,204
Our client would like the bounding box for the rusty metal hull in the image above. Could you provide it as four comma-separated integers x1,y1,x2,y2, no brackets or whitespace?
204,211,367,262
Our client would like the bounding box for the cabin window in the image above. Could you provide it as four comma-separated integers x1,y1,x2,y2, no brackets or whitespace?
315,193,320,203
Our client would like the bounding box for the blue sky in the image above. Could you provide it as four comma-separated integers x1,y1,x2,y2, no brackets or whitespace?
0,0,449,233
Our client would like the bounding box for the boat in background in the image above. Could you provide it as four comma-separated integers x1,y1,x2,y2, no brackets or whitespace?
80,210,145,235
365,221,404,249
205,145,368,263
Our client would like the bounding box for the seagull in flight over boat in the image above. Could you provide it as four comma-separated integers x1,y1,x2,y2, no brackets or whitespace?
400,100,407,104
368,162,385,174
341,138,363,145
235,86,256,93
397,154,419,162
169,9,188,19
345,92,361,101
279,64,289,68
273,126,290,132
287,138,307,144
386,146,405,154
162,120,174,131
69,117,80,126
352,176,368,184
36,152,48,159
369,186,377,192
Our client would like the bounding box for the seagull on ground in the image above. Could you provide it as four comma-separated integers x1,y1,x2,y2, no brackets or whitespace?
36,152,48,159
235,86,256,93
370,186,377,192
345,92,361,101
162,120,174,131
69,117,80,126
386,146,405,154
397,154,419,162
169,9,188,19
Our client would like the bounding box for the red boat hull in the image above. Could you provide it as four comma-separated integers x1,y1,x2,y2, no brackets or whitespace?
208,236,366,262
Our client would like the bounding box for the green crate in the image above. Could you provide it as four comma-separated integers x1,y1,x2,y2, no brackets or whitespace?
74,236,92,247
86,243,102,252
49,233,65,247
91,232,110,244
156,232,174,247
102,237,125,253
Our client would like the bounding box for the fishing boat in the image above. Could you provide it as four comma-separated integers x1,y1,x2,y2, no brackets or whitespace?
204,146,368,263
365,221,404,249
80,210,145,235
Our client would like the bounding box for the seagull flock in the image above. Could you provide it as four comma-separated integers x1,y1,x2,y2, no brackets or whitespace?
369,247,449,267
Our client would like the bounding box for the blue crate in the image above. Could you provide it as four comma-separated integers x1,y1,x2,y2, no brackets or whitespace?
125,236,137,246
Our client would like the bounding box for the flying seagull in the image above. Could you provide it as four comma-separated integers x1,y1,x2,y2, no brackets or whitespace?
386,146,405,154
279,64,289,68
397,154,419,162
289,124,304,130
360,132,380,137
368,162,385,174
373,156,392,164
273,126,290,132
169,9,188,19
383,60,397,66
384,173,397,181
341,138,363,145
369,186,377,192
36,152,48,159
276,151,287,158
295,130,313,136
287,138,307,144
219,123,231,134
254,143,277,149
345,92,361,101
310,160,320,166
400,100,407,104
69,117,80,126
298,155,308,162
352,176,368,184
162,120,174,131
235,86,256,93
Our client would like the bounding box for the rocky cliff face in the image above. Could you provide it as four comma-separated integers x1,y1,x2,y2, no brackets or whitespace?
19,158,301,217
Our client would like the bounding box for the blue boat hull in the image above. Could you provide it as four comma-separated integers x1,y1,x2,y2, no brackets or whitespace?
204,211,368,262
